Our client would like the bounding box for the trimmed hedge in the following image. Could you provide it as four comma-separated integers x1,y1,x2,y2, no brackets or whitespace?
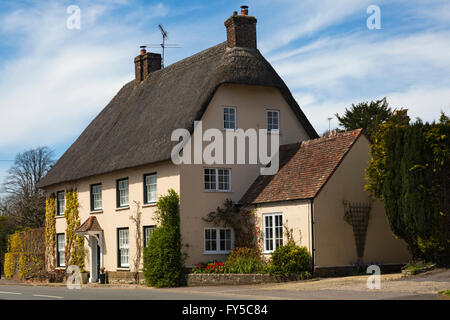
143,189,183,287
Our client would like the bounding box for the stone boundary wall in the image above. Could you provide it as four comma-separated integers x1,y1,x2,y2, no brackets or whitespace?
186,273,299,286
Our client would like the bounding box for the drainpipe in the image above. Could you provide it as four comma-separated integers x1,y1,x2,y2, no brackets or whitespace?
310,198,315,275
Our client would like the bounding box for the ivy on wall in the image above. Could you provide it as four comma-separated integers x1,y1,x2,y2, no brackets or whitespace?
44,194,56,271
64,190,85,270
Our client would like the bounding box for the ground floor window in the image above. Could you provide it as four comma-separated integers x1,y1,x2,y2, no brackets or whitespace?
204,228,233,254
263,213,283,252
143,225,155,248
56,233,65,267
117,228,129,268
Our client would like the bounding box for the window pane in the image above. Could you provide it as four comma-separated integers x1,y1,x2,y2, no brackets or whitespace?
118,179,129,206
204,168,217,190
57,234,65,266
223,107,236,129
145,174,157,203
205,229,217,251
218,169,230,191
220,229,232,251
92,185,102,210
119,229,129,267
267,111,279,132
57,192,65,215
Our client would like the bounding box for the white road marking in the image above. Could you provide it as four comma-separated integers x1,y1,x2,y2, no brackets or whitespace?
0,291,22,295
33,294,64,299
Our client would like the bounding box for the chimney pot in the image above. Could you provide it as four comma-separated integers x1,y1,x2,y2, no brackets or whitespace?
241,5,248,16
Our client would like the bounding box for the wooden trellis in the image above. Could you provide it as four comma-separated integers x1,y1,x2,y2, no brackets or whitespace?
344,201,372,259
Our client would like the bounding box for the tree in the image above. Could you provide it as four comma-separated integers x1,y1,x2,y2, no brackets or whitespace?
336,98,394,141
1,147,54,228
367,112,449,264
143,189,183,287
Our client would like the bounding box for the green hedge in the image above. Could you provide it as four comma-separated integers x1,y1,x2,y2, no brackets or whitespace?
143,189,183,287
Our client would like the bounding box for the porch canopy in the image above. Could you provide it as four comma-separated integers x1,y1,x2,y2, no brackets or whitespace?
75,216,103,237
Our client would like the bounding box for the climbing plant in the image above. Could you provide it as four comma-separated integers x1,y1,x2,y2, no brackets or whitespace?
203,199,261,249
64,190,85,270
44,194,56,271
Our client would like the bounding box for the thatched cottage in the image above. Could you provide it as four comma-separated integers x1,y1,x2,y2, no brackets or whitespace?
38,6,409,282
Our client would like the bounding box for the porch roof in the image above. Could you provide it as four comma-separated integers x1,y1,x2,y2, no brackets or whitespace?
75,216,103,234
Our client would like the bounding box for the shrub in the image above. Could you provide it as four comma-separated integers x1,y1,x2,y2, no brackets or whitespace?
143,189,183,287
269,244,312,278
225,247,266,274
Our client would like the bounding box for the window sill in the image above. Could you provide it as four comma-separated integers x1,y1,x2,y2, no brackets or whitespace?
203,251,231,255
116,267,130,271
55,215,65,219
115,206,130,212
203,190,232,193
90,210,103,214
142,202,157,208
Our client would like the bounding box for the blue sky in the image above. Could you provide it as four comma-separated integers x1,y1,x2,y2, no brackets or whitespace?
0,0,449,184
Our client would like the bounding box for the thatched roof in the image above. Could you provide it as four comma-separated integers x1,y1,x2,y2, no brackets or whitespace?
38,42,318,188
240,129,363,204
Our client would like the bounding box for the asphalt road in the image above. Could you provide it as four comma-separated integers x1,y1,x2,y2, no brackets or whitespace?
0,269,447,300
0,283,440,300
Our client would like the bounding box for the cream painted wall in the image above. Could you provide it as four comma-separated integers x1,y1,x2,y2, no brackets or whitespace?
47,83,311,271
313,135,410,267
255,200,312,259
49,160,180,272
179,83,311,266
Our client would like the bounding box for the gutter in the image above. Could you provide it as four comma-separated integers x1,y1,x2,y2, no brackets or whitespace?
310,198,315,275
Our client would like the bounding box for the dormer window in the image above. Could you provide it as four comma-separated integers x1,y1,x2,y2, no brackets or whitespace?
223,107,236,130
267,110,279,133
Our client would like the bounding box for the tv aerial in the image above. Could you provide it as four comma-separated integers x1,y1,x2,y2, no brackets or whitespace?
144,24,181,68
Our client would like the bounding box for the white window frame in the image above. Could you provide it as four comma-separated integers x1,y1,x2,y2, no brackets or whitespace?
118,228,129,268
56,191,65,216
91,184,102,211
144,173,157,204
263,213,283,253
204,228,234,254
56,233,65,267
117,178,129,207
203,168,231,192
266,109,280,133
222,106,236,131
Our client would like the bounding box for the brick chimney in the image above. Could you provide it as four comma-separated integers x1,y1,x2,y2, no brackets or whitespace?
224,5,257,49
134,46,162,83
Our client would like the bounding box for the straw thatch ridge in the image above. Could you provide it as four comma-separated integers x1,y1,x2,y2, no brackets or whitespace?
38,42,318,188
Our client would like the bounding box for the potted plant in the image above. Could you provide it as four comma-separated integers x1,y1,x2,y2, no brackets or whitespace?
99,267,106,284
80,269,89,284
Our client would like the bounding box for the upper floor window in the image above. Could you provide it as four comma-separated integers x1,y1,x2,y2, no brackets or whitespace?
90,183,102,211
116,178,129,208
223,107,236,130
143,225,155,248
263,213,283,252
56,191,65,216
266,110,280,133
56,233,65,267
204,228,233,254
144,173,157,204
203,168,231,192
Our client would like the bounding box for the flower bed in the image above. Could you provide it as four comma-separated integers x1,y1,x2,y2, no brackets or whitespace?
186,273,300,287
